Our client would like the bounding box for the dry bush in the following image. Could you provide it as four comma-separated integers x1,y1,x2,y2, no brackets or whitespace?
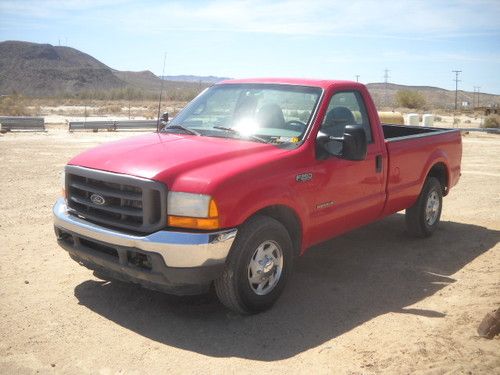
482,115,500,129
0,95,32,116
395,90,426,109
96,105,122,115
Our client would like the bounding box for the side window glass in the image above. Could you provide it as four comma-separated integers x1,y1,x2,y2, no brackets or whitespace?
321,91,373,143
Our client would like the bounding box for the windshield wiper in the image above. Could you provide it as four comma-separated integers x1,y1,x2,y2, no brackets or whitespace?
213,126,269,144
164,124,201,136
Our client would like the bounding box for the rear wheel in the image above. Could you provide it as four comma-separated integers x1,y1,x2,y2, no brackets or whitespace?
215,215,293,314
405,177,443,237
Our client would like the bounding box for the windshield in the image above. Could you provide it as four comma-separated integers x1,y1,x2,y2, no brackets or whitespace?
166,83,322,144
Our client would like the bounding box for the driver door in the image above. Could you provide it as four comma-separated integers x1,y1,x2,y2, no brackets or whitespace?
310,90,385,242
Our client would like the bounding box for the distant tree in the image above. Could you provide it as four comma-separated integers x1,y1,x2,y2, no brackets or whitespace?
395,90,426,109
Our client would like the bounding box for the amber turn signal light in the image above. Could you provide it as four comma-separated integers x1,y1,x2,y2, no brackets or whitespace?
168,199,220,230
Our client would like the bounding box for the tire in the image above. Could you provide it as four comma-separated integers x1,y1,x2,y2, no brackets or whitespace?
215,215,293,314
405,177,443,238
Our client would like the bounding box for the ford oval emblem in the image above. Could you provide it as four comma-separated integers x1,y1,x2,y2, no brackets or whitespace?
90,193,106,206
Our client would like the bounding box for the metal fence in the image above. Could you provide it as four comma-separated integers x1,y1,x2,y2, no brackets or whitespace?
68,120,159,132
456,127,500,134
0,117,45,132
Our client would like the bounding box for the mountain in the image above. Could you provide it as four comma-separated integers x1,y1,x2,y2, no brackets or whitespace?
0,41,204,97
0,41,127,95
163,75,230,84
1,41,499,108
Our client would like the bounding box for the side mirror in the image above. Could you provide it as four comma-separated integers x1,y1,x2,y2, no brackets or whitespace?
316,125,367,161
316,132,341,160
342,125,367,161
161,112,169,123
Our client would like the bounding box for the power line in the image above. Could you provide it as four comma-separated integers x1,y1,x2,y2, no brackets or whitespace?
383,68,390,106
473,86,481,107
383,69,390,84
452,70,462,110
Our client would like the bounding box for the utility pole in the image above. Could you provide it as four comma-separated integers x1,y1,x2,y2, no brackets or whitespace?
452,70,462,110
383,68,390,107
473,86,481,108
355,75,360,82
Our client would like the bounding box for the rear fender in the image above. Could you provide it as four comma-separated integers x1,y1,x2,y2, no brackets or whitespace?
418,149,450,197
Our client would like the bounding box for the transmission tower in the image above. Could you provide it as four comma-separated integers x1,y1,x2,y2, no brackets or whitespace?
473,86,481,108
452,70,462,110
383,69,390,106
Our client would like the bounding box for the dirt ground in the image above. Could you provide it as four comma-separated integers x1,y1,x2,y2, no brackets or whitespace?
0,127,499,374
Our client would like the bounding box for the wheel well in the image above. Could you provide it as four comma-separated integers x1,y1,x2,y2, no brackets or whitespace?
427,163,449,195
254,205,302,256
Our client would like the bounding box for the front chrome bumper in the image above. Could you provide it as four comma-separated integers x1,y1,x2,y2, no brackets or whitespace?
53,198,237,268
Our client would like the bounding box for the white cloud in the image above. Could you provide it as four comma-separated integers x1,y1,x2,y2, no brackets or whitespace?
2,0,500,38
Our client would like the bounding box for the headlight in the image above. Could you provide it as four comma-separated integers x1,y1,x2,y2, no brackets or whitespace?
167,192,219,230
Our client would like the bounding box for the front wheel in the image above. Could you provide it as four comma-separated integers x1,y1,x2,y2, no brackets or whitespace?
215,215,293,314
405,177,443,237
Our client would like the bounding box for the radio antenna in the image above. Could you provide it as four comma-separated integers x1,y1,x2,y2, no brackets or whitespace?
156,52,167,132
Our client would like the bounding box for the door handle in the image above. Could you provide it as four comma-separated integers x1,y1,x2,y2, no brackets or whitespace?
375,155,383,173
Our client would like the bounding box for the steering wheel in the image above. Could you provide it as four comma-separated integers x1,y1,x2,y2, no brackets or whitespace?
285,120,307,131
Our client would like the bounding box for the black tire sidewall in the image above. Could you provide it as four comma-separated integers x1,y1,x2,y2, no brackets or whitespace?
232,218,293,313
419,178,443,235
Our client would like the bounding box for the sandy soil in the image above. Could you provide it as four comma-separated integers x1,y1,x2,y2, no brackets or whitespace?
0,128,499,374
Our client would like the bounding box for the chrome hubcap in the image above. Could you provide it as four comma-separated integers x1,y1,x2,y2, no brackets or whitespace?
425,190,440,225
247,240,283,296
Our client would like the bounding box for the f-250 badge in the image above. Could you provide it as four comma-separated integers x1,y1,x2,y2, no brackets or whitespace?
296,173,313,182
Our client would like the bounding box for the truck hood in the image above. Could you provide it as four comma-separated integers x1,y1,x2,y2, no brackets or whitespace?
69,133,287,191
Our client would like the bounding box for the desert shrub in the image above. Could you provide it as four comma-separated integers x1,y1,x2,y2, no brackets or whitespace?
96,104,122,115
0,95,31,116
453,118,461,125
76,87,152,101
482,115,500,128
434,116,442,122
464,119,471,124
395,90,426,109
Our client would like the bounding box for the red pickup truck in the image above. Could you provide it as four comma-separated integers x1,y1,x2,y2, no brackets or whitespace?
53,78,462,313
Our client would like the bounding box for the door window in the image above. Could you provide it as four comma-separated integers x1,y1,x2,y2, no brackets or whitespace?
321,91,372,143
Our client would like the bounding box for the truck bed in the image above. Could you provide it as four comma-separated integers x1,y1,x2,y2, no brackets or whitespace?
382,123,456,141
381,124,462,216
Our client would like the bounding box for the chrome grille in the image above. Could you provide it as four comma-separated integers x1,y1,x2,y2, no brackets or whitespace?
65,166,167,233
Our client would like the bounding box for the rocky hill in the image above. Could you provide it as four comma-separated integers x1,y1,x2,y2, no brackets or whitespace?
163,75,230,84
366,82,500,110
0,41,128,95
0,41,203,97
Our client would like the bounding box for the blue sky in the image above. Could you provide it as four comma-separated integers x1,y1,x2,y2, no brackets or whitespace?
1,0,500,94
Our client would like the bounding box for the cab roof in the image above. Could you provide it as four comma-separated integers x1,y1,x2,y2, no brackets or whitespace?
218,77,364,90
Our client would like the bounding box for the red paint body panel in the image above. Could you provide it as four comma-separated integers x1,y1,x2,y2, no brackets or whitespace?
383,132,462,216
68,79,462,255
